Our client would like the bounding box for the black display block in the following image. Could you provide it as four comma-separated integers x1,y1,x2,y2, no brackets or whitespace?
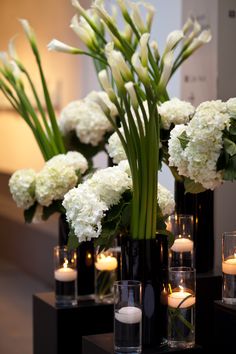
33,292,113,354
213,300,236,353
195,272,222,350
82,333,205,354
33,273,221,354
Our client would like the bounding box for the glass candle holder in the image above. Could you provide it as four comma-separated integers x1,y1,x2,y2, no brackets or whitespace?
114,280,142,354
94,244,121,304
167,214,194,268
222,231,236,304
168,267,196,349
54,246,77,307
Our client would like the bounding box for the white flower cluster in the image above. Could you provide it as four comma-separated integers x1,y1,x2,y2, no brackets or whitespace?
158,183,175,216
63,159,175,242
168,99,233,189
59,91,117,146
158,98,195,130
9,169,36,209
9,151,88,210
107,127,126,164
63,162,131,242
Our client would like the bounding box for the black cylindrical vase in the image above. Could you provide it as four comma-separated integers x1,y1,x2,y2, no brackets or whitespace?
58,213,94,296
174,181,214,273
121,235,168,348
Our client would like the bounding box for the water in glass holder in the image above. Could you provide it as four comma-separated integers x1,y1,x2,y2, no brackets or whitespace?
167,214,194,268
168,267,196,349
222,231,236,304
94,245,120,303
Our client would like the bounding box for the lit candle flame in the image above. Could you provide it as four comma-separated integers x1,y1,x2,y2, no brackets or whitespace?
179,285,184,293
63,259,68,269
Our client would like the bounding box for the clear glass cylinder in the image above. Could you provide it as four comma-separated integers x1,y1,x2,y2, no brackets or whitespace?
222,231,236,304
114,280,142,354
94,244,120,304
167,214,194,268
54,246,77,307
168,267,196,349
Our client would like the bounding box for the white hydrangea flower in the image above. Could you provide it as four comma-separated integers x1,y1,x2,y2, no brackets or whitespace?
107,128,126,163
226,97,236,116
118,160,131,176
86,165,132,207
158,183,175,216
35,164,78,206
46,151,88,174
86,90,118,118
158,98,195,130
9,169,36,209
169,100,230,190
168,124,189,177
59,100,81,135
63,184,108,242
58,91,116,146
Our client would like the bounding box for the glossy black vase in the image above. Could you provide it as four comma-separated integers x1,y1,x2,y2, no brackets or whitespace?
58,214,95,296
175,180,214,273
121,235,168,348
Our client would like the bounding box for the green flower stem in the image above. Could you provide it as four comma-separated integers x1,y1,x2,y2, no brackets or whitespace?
34,55,65,154
18,63,58,154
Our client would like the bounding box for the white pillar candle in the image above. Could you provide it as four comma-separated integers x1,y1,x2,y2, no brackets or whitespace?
168,290,196,308
115,306,142,324
222,257,236,275
95,254,118,271
54,267,77,282
171,238,194,253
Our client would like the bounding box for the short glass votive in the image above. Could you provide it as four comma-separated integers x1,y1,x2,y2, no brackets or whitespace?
168,267,196,349
114,280,142,354
167,214,194,268
94,244,120,304
222,231,236,304
54,246,77,307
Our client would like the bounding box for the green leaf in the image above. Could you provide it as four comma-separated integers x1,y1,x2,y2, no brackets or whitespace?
184,178,206,194
178,130,189,150
24,202,37,223
42,200,65,221
224,138,236,157
229,119,236,135
223,155,236,181
216,149,229,171
67,228,79,250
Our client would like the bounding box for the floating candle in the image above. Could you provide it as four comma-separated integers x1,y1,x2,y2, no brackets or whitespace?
168,289,195,308
95,254,118,271
222,257,236,275
54,259,77,282
115,306,142,324
171,238,194,253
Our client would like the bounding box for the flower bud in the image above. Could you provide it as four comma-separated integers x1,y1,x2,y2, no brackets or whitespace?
98,70,117,102
125,82,139,110
47,39,82,54
185,29,212,55
131,53,149,85
140,33,150,67
163,30,184,56
158,51,174,90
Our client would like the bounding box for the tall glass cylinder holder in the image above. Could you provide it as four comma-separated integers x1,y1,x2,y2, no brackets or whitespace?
94,244,120,304
114,280,142,354
168,267,196,349
222,231,236,304
167,214,194,268
54,246,77,307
